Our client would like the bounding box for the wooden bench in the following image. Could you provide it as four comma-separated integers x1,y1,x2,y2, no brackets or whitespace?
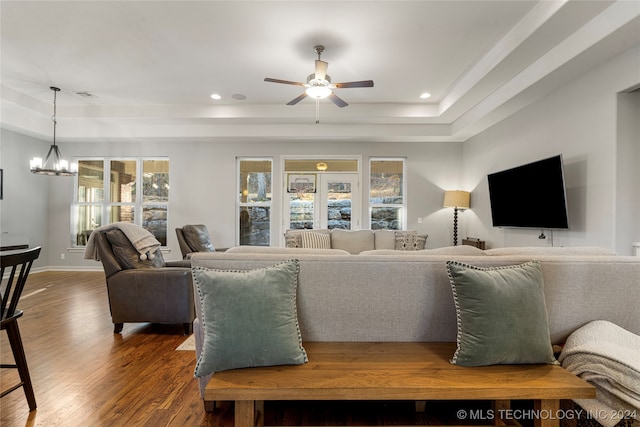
205,342,595,427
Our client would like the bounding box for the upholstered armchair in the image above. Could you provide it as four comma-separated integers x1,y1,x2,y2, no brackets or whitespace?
175,224,219,259
94,229,195,335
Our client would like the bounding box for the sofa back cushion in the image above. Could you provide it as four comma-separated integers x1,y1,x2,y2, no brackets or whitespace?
373,230,397,250
330,229,375,254
485,246,617,256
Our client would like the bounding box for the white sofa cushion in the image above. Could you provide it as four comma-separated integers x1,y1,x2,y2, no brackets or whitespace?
331,229,375,254
373,230,397,250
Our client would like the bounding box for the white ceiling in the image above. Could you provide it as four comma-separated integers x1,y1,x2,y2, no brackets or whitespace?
1,1,639,143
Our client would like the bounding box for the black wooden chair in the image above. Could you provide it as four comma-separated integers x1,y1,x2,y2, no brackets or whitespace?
1,246,41,411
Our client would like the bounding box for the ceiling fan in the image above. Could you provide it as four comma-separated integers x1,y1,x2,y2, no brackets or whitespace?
264,45,374,108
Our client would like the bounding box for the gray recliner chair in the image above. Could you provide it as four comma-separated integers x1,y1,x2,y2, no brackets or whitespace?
175,224,218,259
94,229,195,335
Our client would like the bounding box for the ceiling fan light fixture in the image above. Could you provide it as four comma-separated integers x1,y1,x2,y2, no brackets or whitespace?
305,84,332,99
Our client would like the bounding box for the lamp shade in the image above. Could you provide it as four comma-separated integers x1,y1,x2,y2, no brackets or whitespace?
443,190,470,209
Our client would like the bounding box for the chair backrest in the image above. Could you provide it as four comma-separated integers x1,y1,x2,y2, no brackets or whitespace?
1,246,41,320
175,228,192,259
94,232,123,278
176,225,215,259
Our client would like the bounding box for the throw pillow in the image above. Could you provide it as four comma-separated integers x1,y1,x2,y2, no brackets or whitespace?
284,233,302,248
105,229,165,269
394,231,427,250
301,232,331,249
446,260,557,366
191,260,308,377
182,224,215,252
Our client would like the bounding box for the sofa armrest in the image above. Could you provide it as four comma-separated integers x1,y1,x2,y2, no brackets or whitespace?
166,259,191,268
106,268,195,323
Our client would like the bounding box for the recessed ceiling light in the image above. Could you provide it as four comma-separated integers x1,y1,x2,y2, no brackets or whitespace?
232,93,247,101
210,93,221,100
420,92,431,99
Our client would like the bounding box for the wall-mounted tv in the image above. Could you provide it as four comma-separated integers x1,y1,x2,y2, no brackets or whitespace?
487,155,569,229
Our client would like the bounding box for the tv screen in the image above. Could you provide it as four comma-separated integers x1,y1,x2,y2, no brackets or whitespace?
488,155,569,229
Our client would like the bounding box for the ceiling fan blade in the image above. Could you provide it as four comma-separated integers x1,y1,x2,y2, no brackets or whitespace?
287,93,308,106
332,80,374,88
314,60,328,81
264,78,306,87
328,92,348,108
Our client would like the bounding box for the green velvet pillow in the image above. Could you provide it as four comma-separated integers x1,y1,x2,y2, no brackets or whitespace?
446,260,557,366
191,260,308,377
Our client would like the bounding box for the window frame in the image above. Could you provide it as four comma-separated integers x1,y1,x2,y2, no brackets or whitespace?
71,157,170,247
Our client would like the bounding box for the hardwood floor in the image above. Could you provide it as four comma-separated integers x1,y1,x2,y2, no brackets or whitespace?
0,271,509,426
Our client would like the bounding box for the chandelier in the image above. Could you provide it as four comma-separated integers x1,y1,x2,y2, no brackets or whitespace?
30,87,77,176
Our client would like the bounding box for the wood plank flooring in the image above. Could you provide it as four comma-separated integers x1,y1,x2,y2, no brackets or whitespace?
0,271,518,426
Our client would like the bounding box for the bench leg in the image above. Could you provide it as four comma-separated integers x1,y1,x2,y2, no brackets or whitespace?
203,400,215,413
235,400,256,427
535,399,560,427
494,400,511,425
255,401,264,427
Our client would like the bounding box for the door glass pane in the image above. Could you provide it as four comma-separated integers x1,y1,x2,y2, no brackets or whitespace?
74,205,102,245
143,160,169,203
110,160,137,203
289,192,315,230
327,181,352,230
77,160,104,203
371,207,402,230
239,207,270,246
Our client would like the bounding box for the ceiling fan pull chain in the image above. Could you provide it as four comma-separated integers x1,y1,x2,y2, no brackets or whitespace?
315,99,320,124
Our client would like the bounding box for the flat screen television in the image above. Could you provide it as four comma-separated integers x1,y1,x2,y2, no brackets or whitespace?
487,155,569,229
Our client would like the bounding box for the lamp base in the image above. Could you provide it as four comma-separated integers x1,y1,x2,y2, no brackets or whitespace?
453,207,459,246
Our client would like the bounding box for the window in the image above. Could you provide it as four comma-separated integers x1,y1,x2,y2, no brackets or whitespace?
238,158,272,246
73,158,169,246
369,158,406,230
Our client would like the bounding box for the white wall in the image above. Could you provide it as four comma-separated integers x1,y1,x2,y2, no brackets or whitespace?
463,45,640,253
616,89,640,255
0,129,52,270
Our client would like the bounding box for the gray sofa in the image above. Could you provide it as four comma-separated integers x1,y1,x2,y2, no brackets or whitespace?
189,245,640,404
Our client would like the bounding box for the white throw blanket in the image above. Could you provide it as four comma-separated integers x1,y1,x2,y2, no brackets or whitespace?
84,222,161,261
559,320,640,427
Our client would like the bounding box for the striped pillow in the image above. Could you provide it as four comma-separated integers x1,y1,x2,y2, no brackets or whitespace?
301,232,331,249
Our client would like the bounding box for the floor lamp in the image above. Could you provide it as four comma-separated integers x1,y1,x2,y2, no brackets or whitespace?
443,190,470,246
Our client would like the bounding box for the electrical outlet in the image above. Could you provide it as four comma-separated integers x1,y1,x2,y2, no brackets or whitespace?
417,217,422,224
60,253,65,260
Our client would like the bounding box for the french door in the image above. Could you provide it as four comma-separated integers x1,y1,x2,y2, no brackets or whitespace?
285,173,360,231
